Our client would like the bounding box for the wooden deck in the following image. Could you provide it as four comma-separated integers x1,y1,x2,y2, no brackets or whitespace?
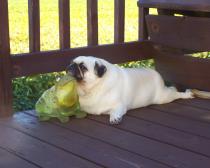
1,98,210,168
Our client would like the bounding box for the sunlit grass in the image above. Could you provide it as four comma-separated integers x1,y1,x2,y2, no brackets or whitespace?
8,0,29,54
8,0,139,54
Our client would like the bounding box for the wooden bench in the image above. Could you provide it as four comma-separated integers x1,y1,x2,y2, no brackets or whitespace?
139,0,210,91
0,1,210,167
0,0,210,115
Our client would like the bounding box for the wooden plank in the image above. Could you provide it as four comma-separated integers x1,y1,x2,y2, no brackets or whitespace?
0,122,99,168
138,7,149,41
157,9,210,17
138,0,210,12
151,102,210,124
128,106,210,139
12,41,154,77
87,0,98,46
146,15,210,51
0,0,13,117
3,112,169,168
59,0,70,49
177,99,210,111
0,147,39,168
54,119,210,167
89,115,210,157
114,0,125,43
28,0,40,52
154,52,210,91
23,113,210,168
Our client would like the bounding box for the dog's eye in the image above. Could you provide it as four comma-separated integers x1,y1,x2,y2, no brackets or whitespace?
79,63,88,72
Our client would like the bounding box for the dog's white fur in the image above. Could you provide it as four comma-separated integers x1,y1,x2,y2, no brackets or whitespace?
73,56,193,124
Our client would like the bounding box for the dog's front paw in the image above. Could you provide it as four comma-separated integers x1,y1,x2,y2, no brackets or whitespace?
110,116,122,125
109,105,126,124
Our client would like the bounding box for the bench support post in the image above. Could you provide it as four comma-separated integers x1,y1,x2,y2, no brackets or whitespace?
0,0,13,117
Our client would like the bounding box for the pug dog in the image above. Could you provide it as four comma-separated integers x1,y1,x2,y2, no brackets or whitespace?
66,56,193,124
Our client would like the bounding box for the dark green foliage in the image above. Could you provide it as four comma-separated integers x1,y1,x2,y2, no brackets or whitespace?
13,72,64,112
120,59,155,68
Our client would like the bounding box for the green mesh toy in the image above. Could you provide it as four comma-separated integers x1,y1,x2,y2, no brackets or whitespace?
35,74,87,123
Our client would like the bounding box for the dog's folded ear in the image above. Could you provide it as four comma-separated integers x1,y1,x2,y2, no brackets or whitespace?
94,62,107,78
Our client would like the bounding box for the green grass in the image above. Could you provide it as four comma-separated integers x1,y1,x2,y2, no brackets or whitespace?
8,0,139,54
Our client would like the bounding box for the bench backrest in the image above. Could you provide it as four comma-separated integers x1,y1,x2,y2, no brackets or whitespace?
139,0,210,52
0,0,154,116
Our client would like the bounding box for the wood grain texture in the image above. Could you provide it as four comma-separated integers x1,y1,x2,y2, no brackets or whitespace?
28,0,40,52
59,0,70,49
154,52,210,91
0,0,13,117
1,99,210,167
114,0,125,43
128,107,210,139
177,98,210,111
146,15,210,51
151,102,210,124
27,108,210,168
44,117,210,167
87,0,98,46
3,112,169,168
138,0,210,12
138,7,149,41
89,114,210,157
157,9,210,17
0,121,100,168
12,41,154,77
0,147,39,168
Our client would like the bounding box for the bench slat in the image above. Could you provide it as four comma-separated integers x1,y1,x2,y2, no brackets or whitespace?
87,0,98,46
138,0,210,12
28,0,40,52
0,0,12,117
146,15,210,51
12,41,154,77
59,0,70,49
138,7,149,41
155,52,210,91
114,0,125,43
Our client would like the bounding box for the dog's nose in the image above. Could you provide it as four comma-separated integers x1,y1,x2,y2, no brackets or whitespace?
66,63,76,74
66,63,83,81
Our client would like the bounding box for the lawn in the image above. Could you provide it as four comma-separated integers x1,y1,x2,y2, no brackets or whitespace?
10,0,147,111
9,0,140,54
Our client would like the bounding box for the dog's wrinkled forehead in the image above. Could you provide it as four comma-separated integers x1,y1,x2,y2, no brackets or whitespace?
73,56,101,68
74,56,96,63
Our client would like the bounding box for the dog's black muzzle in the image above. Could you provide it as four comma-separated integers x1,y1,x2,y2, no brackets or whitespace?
66,63,83,82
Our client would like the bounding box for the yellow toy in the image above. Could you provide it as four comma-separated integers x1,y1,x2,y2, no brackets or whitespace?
35,74,86,123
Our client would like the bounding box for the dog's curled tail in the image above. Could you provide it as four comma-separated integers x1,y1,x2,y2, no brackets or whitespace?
191,89,210,99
